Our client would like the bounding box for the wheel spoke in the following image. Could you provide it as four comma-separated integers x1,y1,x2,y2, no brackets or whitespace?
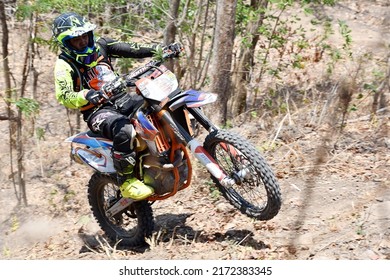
213,142,267,208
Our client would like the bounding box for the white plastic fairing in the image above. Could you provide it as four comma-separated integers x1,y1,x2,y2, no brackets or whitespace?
137,71,178,101
73,147,115,173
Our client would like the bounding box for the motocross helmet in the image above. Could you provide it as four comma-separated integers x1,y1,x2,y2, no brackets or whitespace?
52,12,99,67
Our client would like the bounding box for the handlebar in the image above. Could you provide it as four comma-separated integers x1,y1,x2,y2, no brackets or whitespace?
124,47,182,86
99,45,183,102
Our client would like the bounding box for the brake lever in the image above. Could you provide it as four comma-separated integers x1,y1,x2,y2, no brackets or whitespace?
101,92,113,105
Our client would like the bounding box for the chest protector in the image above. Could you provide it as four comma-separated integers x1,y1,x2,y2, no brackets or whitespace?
59,51,119,112
59,51,116,92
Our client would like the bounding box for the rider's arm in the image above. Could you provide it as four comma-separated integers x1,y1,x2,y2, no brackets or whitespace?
96,37,161,59
54,59,89,109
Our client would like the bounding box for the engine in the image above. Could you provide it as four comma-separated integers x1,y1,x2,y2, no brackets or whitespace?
141,150,188,195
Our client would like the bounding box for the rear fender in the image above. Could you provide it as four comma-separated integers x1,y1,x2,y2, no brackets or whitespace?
65,131,113,149
65,131,115,173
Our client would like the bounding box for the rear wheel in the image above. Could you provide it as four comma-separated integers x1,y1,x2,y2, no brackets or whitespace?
204,130,281,220
87,173,154,247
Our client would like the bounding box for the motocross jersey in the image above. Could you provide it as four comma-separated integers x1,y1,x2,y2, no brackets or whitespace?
54,38,160,111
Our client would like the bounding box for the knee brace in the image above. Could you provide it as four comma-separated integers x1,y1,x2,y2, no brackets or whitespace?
113,124,136,154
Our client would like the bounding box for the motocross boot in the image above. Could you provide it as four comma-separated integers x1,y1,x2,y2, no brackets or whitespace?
112,151,154,200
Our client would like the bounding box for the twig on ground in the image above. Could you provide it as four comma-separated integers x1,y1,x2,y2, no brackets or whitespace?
268,113,289,148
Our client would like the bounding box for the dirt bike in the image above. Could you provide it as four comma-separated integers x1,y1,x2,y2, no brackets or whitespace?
65,48,282,247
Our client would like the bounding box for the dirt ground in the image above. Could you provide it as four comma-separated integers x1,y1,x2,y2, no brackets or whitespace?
0,0,389,260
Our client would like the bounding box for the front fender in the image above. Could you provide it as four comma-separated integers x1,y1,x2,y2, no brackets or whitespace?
169,89,217,111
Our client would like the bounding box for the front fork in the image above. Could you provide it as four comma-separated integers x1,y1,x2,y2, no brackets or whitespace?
166,108,240,188
185,107,238,187
187,107,219,132
187,138,237,188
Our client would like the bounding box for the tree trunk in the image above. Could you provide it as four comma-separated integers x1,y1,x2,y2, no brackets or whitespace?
210,0,237,125
164,0,180,71
233,0,268,117
16,11,36,206
0,0,20,203
185,0,205,88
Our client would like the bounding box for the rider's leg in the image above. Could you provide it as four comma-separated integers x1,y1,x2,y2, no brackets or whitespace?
88,109,154,200
112,124,154,200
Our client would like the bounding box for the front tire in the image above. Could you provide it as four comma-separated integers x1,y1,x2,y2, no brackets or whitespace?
204,130,281,220
87,173,154,247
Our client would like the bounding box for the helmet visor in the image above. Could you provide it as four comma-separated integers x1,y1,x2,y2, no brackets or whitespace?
56,22,96,43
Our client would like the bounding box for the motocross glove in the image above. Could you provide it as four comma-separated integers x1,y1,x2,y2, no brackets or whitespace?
164,42,183,57
85,89,105,105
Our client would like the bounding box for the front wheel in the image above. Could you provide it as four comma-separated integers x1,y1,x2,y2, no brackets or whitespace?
87,173,154,247
204,130,281,220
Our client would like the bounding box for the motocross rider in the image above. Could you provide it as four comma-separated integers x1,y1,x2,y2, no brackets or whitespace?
52,12,181,200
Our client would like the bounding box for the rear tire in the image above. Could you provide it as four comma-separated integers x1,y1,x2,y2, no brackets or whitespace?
204,129,281,220
87,173,154,247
